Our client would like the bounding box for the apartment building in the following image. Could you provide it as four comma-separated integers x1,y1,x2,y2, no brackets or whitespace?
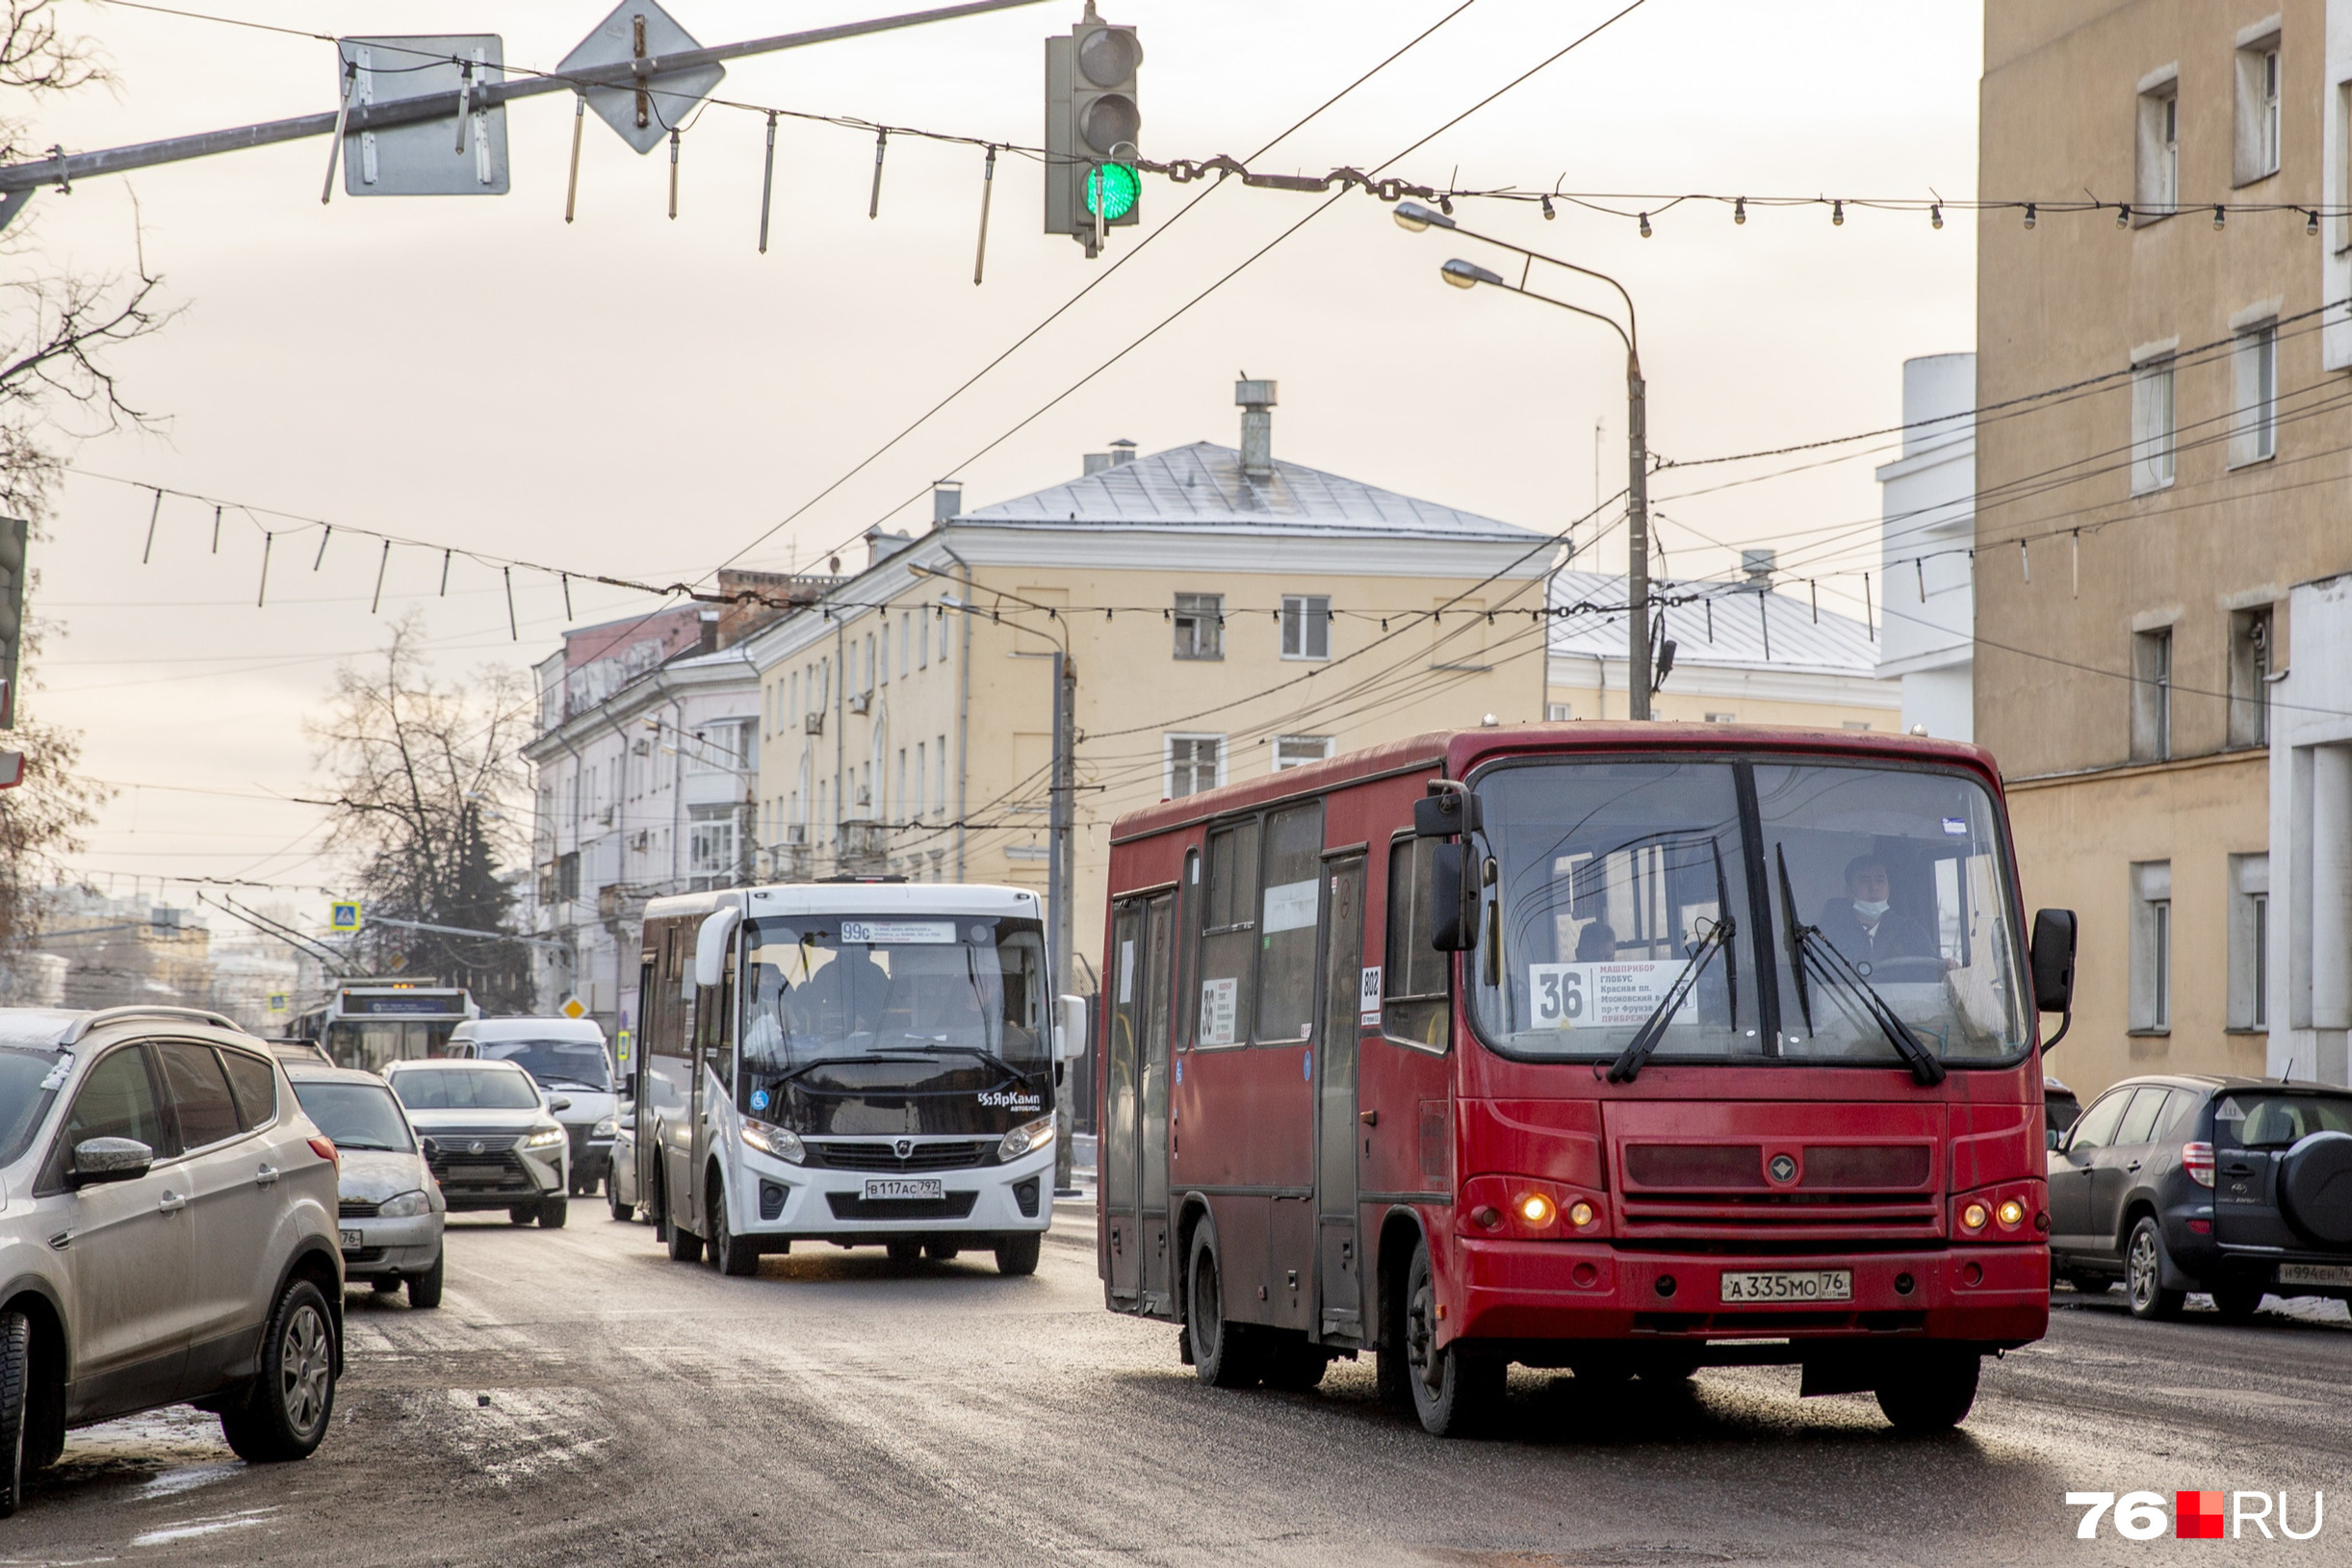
1979,1,2352,1093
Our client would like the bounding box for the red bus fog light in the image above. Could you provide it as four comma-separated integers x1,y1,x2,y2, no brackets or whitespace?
1571,1261,1598,1287
1566,1200,1595,1228
1472,1205,1502,1230
1960,1262,1983,1287
1517,1193,1557,1228
1959,1201,1990,1232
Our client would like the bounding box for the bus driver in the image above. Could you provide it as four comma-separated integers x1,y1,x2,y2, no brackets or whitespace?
1817,855,1935,968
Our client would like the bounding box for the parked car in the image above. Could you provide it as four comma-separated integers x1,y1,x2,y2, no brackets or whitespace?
285,1066,446,1307
606,1094,641,1221
2049,1074,2352,1320
383,1059,571,1227
268,1040,333,1068
0,1006,344,1515
446,1019,618,1197
2043,1076,2081,1146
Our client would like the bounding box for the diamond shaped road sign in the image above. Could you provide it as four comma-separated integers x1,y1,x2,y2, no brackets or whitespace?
559,0,726,156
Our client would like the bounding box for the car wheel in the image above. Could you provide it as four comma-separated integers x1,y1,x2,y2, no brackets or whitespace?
369,1277,399,1294
507,1206,536,1226
708,1185,759,1277
994,1233,1041,1276
0,1312,28,1518
607,1172,631,1222
2210,1284,2264,1322
1874,1350,1980,1432
219,1278,336,1463
1185,1225,1261,1389
885,1239,923,1265
538,1199,568,1230
2125,1217,2186,1321
1404,1238,1502,1437
407,1248,445,1310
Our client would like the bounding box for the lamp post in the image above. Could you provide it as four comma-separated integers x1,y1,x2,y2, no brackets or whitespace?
1395,201,1653,719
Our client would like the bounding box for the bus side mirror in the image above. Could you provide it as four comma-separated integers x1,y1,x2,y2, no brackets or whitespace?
691,906,742,995
2030,909,2078,1049
1055,994,1088,1063
1413,784,1480,837
1429,842,1474,951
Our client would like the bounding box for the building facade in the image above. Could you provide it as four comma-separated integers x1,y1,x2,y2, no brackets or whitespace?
1875,353,1977,742
1979,0,2350,1095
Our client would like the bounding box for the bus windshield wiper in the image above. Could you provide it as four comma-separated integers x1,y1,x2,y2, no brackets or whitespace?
1773,842,1946,1087
892,1041,1027,1081
1605,916,1734,1085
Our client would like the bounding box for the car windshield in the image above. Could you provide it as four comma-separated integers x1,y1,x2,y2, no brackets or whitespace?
388,1067,541,1111
478,1039,611,1092
0,1048,62,1166
292,1081,416,1151
738,913,1048,1078
2215,1092,2352,1147
1466,758,2030,1067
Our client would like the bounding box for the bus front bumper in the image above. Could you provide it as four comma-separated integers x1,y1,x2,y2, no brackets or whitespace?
1453,1239,2049,1350
731,1144,1056,1242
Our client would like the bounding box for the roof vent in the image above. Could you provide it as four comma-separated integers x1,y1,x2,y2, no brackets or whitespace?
1108,439,1137,466
1741,548,1777,584
932,481,962,523
1082,451,1113,476
1236,377,1277,481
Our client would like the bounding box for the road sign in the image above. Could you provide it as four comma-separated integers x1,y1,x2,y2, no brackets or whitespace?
338,36,510,194
330,901,364,934
560,995,588,1019
268,992,289,1015
559,1,726,156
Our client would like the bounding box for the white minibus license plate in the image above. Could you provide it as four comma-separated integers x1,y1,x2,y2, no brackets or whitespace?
1720,1269,1852,1303
339,1229,364,1250
864,1178,943,1201
2278,1263,2352,1287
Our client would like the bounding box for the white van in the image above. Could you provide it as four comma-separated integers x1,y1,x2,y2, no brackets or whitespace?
447,1017,620,1195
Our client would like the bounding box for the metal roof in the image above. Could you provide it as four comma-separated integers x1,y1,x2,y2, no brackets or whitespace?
1549,569,1883,676
960,442,1543,543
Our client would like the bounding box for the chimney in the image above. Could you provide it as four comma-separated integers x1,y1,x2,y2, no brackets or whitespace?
1108,438,1137,466
1083,451,1113,476
933,481,963,524
1742,548,1777,585
1236,378,1277,480
865,527,915,570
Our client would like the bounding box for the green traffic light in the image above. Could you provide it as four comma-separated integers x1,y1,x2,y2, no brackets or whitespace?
1086,163,1140,221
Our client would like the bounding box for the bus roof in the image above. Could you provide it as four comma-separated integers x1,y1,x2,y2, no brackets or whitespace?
1110,721,2003,844
642,882,1045,924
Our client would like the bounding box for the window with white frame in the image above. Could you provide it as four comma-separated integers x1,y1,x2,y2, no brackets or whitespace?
1166,733,1224,798
914,740,926,818
2132,626,2174,761
2132,352,2177,493
2137,75,2180,213
688,805,739,885
935,734,947,819
1173,593,1224,660
2229,852,2270,1030
1272,735,1332,770
686,720,751,776
1279,595,1331,660
1704,711,1738,724
2131,860,2172,1032
1545,702,1573,721
2229,604,2275,747
2236,32,2283,185
2232,320,2279,465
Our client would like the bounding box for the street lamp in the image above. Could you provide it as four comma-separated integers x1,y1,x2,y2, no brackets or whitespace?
1396,200,1655,719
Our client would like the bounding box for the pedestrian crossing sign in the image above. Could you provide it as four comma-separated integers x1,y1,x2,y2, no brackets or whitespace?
330,901,363,934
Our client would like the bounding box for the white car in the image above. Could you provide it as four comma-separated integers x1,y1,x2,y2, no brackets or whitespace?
383,1060,571,1227
447,1018,618,1197
285,1066,446,1307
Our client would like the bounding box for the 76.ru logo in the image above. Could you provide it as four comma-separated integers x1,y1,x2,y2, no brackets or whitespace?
2066,1491,2323,1540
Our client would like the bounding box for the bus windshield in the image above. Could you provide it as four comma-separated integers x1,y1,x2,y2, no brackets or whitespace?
738,913,1048,1078
1467,758,2029,1068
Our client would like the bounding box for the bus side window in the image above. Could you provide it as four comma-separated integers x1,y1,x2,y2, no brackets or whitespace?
1383,835,1452,1051
1195,819,1259,1048
1177,847,1201,1048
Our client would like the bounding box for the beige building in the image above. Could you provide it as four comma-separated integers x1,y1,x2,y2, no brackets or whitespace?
741,381,1896,990
1979,0,2352,1096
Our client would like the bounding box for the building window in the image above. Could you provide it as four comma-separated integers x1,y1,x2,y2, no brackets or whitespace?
1279,595,1331,659
1545,702,1573,721
688,806,738,886
1166,733,1224,798
2137,77,2180,213
2131,353,2176,493
2236,35,2283,185
2132,627,2174,760
2229,604,2275,747
2131,860,2172,1032
2232,321,2279,465
1842,720,1874,732
686,720,750,776
916,610,929,670
1173,593,1224,660
1704,711,1739,724
556,851,581,903
913,741,926,818
1272,735,1332,771
936,735,947,822
2230,852,2271,1030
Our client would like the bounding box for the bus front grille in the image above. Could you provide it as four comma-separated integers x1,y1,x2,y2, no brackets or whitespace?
810,1140,992,1173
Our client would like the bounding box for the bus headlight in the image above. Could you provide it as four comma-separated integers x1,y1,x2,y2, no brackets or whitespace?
524,1124,565,1149
740,1118,806,1165
997,1115,1056,1163
378,1189,430,1219
1996,1198,2026,1229
1959,1200,1990,1232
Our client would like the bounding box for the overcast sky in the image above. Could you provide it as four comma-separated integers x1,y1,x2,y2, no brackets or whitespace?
18,0,1980,921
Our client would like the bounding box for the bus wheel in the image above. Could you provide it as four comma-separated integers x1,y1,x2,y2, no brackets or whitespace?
1405,1239,1501,1437
1186,1226,1262,1389
993,1234,1040,1275
886,1240,923,1265
707,1185,758,1277
1874,1350,1980,1433
1261,1335,1331,1392
924,1242,962,1263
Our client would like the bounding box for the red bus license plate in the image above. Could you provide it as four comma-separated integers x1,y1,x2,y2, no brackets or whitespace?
1720,1269,1852,1303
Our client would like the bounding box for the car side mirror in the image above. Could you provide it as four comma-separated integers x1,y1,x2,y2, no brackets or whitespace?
2045,1127,2063,1152
2030,909,2078,1050
420,1136,439,1160
69,1137,154,1188
547,1096,573,1114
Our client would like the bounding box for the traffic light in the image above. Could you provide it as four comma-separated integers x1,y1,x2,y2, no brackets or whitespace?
1045,5,1141,256
0,517,24,731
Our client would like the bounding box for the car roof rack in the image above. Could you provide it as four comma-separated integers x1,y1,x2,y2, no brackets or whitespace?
62,1006,252,1044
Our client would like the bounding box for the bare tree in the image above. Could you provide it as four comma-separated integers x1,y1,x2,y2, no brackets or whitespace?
311,616,535,1012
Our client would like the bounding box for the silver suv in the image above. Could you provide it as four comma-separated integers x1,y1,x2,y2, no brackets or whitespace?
0,1007,344,1515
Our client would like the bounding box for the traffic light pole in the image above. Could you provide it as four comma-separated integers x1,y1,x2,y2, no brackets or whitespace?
1048,648,1078,1195
1625,358,1652,721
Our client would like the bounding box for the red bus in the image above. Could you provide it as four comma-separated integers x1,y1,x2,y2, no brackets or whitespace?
1095,723,2077,1434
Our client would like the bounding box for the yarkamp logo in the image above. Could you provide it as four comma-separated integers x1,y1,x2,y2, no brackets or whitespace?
977,1090,1043,1111
2066,1491,2323,1541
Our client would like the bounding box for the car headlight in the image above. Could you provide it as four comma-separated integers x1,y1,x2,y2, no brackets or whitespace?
377,1189,430,1219
593,1118,617,1137
525,1124,565,1149
997,1114,1056,1163
739,1118,805,1165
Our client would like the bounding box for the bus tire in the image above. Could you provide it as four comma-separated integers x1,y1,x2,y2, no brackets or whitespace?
1185,1225,1261,1389
1405,1239,1500,1437
1874,1350,1979,1433
994,1234,1041,1275
664,1178,702,1264
1260,1335,1331,1392
708,1184,759,1277
886,1240,923,1265
925,1242,962,1263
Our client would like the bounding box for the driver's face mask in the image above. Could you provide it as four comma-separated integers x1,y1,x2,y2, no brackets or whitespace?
1852,899,1891,920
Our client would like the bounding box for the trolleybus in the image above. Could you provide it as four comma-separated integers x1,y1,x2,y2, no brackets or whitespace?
1096,723,2077,1434
635,881,1080,1277
295,980,480,1073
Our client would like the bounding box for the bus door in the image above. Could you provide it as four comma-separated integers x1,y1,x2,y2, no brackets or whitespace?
634,949,659,1208
1314,854,1367,1343
685,924,738,1233
1103,900,1145,1303
1136,892,1176,1314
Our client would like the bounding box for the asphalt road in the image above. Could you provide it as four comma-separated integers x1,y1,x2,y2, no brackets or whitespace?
8,1202,2347,1566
